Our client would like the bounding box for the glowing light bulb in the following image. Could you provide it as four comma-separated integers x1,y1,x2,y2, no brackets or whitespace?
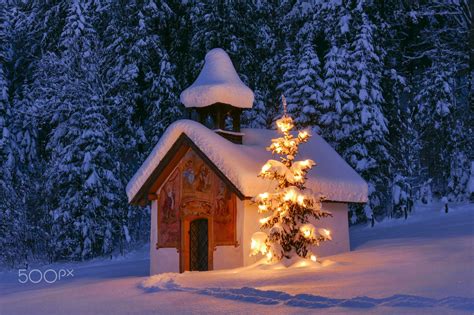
258,204,267,212
266,251,273,260
284,190,297,201
259,192,269,199
276,117,294,133
250,232,269,256
310,255,317,262
261,163,271,173
318,228,332,240
297,195,305,205
302,160,312,168
259,217,269,224
299,131,309,139
300,224,315,239
251,239,257,250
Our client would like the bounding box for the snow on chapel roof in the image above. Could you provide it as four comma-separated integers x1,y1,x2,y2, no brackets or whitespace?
180,48,254,108
126,120,368,204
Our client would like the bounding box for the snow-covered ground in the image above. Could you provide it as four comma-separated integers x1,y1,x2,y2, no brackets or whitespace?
1,202,473,314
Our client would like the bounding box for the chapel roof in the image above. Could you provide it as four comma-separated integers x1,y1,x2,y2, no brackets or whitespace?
126,120,368,205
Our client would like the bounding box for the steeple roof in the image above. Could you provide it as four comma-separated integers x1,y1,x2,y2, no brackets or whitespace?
180,48,254,109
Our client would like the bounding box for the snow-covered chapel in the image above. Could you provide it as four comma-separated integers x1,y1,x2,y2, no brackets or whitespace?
126,48,368,275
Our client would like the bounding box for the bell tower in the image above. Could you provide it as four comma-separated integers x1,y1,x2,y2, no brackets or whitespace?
180,48,254,144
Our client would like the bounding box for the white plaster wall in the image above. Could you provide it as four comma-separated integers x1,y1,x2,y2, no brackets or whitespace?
213,246,241,269
310,202,350,258
242,200,265,266
213,198,244,269
150,200,179,275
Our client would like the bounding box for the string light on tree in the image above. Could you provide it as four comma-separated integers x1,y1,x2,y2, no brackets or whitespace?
250,95,332,262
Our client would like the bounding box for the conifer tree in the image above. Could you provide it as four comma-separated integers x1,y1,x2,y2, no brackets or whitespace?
104,0,180,148
320,45,352,147
414,60,456,194
277,47,298,117
35,0,123,259
251,96,332,261
447,121,471,201
346,12,389,219
0,4,26,266
243,0,294,129
290,42,324,129
188,0,257,78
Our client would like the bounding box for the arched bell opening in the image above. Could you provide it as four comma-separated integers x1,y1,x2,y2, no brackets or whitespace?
187,103,244,144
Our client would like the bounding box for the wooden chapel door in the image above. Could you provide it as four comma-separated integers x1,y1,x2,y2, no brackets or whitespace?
180,215,213,272
189,218,208,271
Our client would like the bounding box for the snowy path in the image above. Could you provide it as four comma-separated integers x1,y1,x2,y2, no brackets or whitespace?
1,203,473,314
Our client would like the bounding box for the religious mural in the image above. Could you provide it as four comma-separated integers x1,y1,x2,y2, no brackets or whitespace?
157,149,236,248
157,169,181,247
213,181,235,244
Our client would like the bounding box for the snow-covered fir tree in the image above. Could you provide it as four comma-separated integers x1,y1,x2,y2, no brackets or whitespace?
289,41,324,129
104,0,181,148
251,98,332,261
188,0,258,79
345,12,389,220
243,0,295,129
320,45,352,147
414,59,456,194
103,0,182,245
0,5,26,266
389,108,421,218
447,121,471,201
277,47,298,118
383,69,419,218
35,0,123,259
405,0,470,198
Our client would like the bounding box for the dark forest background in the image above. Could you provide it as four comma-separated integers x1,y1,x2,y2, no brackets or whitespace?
0,0,472,266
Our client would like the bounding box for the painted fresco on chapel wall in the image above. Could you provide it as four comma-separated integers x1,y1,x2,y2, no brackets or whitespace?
157,149,236,248
157,169,181,247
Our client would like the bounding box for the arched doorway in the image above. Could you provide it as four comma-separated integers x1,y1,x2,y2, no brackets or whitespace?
189,218,208,271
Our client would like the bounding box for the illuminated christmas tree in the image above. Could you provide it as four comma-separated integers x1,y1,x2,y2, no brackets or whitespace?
251,96,332,262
